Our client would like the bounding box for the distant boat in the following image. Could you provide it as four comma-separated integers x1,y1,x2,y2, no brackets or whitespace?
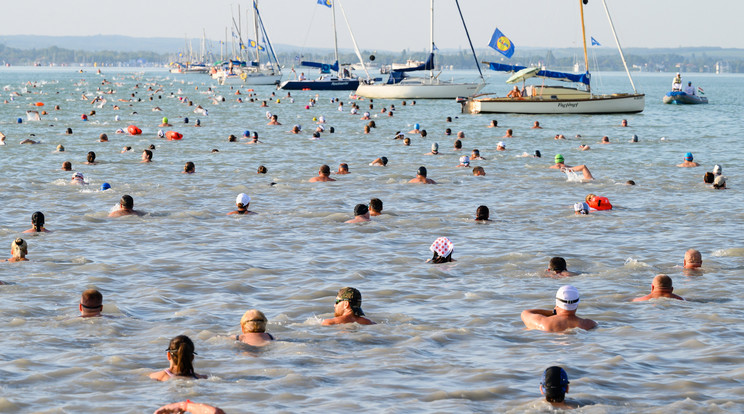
355,0,485,100
279,0,367,91
461,0,644,114
663,91,708,104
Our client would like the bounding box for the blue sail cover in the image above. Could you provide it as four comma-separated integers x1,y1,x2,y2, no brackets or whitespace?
486,62,590,86
300,60,339,73
392,53,435,73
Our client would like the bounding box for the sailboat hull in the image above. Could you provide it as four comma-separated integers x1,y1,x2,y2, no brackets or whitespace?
356,81,485,100
462,93,645,114
216,73,282,86
279,79,359,91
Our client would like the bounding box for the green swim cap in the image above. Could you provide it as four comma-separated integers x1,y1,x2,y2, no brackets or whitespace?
162,117,168,124
555,154,564,163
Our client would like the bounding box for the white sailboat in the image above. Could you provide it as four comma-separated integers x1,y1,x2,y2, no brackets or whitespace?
214,0,282,86
355,0,485,100
461,0,644,114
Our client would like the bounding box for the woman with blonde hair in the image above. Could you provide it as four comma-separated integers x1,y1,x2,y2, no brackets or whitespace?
237,309,274,346
149,335,207,381
6,238,29,262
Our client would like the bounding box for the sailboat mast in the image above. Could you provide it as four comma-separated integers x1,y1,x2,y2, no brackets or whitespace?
332,0,339,74
429,0,434,78
601,0,637,93
579,0,590,92
253,0,261,65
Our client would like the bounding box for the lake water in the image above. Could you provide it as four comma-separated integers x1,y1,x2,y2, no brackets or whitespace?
0,67,743,413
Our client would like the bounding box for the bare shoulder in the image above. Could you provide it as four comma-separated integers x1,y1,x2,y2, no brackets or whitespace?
149,370,167,381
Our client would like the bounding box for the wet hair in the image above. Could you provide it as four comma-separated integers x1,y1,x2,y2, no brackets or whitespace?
549,257,567,273
167,335,196,376
143,149,153,160
703,172,714,184
120,195,134,209
87,151,96,163
257,165,268,174
380,157,388,166
369,198,383,213
472,149,480,156
240,309,267,333
417,166,427,177
339,163,348,172
367,120,376,128
148,144,156,150
476,205,489,221
62,161,72,171
81,288,103,308
430,250,453,264
446,116,452,122
31,211,45,231
99,133,108,141
420,129,427,138
403,137,410,145
542,366,569,403
626,180,636,185
445,128,452,135
534,150,542,158
65,127,73,134
329,127,335,133
184,162,195,173
472,166,485,175
320,164,331,176
354,204,369,216
454,140,462,149
228,134,237,142
12,238,28,258
364,125,370,133
491,120,498,126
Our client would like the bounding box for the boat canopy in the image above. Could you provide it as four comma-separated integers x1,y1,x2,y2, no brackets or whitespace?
301,60,340,74
486,62,590,86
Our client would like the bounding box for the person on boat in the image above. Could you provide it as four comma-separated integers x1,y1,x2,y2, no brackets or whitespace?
672,73,682,91
677,152,700,167
551,154,594,180
149,335,207,381
309,165,336,182
521,285,597,332
409,166,436,184
539,366,577,409
345,204,371,224
228,193,256,215
427,237,455,263
322,287,375,326
298,72,306,81
633,274,684,302
23,211,50,233
684,81,696,96
109,195,145,217
236,309,274,346
79,289,104,317
507,85,522,98
6,238,29,262
545,257,577,278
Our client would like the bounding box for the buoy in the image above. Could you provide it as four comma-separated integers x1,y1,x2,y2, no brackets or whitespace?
35,102,44,107
127,125,142,135
302,88,311,91
165,131,183,141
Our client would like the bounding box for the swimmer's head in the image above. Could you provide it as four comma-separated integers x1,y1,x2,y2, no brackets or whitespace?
554,154,564,164
157,130,165,138
685,152,693,161
243,130,250,137
534,150,541,158
56,144,64,152
101,183,111,191
380,157,388,166
574,202,589,215
162,117,168,124
414,123,420,130
240,309,267,333
417,166,427,177
431,143,439,152
541,366,570,403
459,156,470,166
354,204,369,216
120,195,134,209
236,193,251,208
713,164,722,175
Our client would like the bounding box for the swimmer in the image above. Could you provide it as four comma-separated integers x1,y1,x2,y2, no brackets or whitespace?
677,152,700,167
121,146,132,153
475,205,490,222
257,165,268,174
291,125,301,134
457,131,466,140
79,289,103,317
427,237,455,263
632,274,684,301
23,211,50,233
70,172,87,185
540,366,577,409
621,119,628,127
154,401,224,414
545,257,577,278
62,161,72,171
158,117,171,127
20,137,39,144
369,198,383,216
55,144,65,152
227,193,256,215
713,175,726,189
574,202,589,215
496,141,506,151
108,195,145,217
457,156,470,167
521,285,597,332
403,137,411,146
600,136,610,144
409,166,436,184
488,120,498,128
551,154,594,180
683,249,702,269
472,166,486,176
409,123,421,134
345,204,371,223
554,134,566,140
470,149,485,160
99,133,108,142
236,309,274,346
267,114,281,125
629,134,638,143
246,134,262,144
531,121,542,129
85,151,98,165
579,144,590,151
141,149,153,163
183,162,195,174
453,139,463,151
321,287,375,326
426,143,440,155
309,165,336,182
370,157,388,167
149,335,207,381
503,129,513,138
336,163,350,174
6,238,29,262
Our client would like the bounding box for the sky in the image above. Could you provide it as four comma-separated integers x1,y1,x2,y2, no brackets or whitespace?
2,0,743,52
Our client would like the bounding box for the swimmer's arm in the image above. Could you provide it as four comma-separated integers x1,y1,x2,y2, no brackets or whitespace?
521,309,552,330
154,401,225,414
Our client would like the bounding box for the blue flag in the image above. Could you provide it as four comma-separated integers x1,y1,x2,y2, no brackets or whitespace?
591,37,601,46
488,27,514,58
317,0,332,7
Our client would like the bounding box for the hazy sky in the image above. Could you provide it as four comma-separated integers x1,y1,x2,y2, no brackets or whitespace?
3,0,742,51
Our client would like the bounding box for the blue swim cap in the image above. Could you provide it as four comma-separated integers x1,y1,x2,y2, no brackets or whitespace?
414,123,420,130
184,117,189,124
685,152,693,161
17,118,22,124
101,183,111,191
243,130,250,137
